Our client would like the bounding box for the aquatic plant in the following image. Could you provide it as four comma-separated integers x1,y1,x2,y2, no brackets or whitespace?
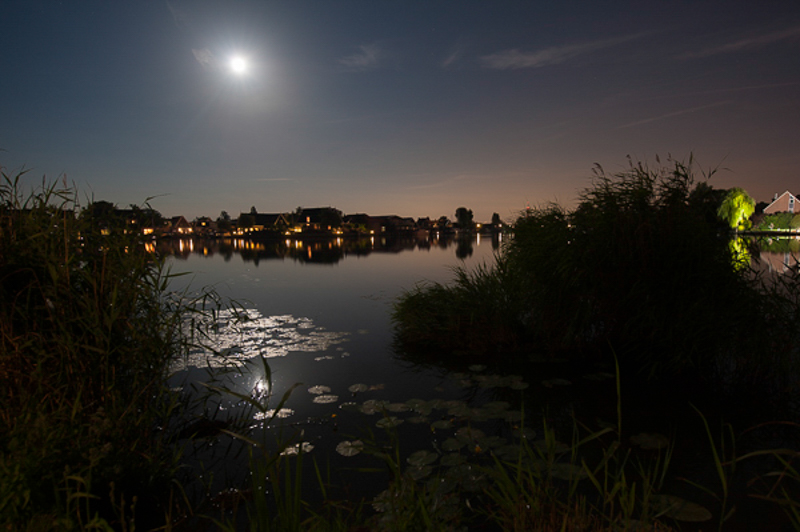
0,168,201,528
394,155,800,389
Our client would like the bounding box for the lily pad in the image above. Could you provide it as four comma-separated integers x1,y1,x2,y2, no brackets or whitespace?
280,441,314,456
430,419,454,431
312,394,339,404
376,416,403,429
336,440,364,457
360,399,389,415
308,385,331,395
441,438,465,452
468,364,486,372
455,427,486,442
407,450,439,467
651,495,712,522
407,415,430,424
406,465,433,480
441,452,467,467
348,383,369,393
630,432,670,450
386,402,410,413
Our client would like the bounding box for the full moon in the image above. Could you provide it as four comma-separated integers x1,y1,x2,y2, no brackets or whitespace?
229,55,248,75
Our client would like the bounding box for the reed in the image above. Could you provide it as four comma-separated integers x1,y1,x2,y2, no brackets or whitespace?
0,169,195,529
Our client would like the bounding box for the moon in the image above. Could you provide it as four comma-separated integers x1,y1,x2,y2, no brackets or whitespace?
229,55,248,75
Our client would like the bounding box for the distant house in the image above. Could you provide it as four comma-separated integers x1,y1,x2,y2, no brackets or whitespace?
193,216,217,235
294,207,343,231
238,211,292,232
164,216,193,236
371,215,416,233
764,191,799,214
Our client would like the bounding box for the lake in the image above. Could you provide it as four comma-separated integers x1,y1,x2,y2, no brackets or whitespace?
164,233,538,505
162,234,800,528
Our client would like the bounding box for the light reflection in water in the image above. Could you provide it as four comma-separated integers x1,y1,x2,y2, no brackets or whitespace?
172,308,350,372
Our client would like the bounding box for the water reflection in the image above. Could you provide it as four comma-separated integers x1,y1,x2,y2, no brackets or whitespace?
158,232,502,264
754,236,800,274
172,308,350,371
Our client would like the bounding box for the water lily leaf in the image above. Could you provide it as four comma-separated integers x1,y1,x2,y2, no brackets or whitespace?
447,403,472,417
441,438,465,452
455,427,486,442
360,399,389,415
430,419,454,431
483,401,511,412
336,440,364,457
253,408,294,420
468,364,486,372
468,408,491,422
406,465,433,480
631,432,670,450
405,398,428,412
440,452,467,467
456,379,473,388
449,372,469,380
476,435,506,449
339,401,359,411
387,402,410,413
407,450,439,467
492,444,522,461
280,441,314,456
308,385,331,395
376,416,403,428
407,415,429,424
312,394,339,404
651,495,712,522
348,383,369,393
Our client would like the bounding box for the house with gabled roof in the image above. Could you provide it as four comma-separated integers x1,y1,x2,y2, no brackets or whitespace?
764,191,799,214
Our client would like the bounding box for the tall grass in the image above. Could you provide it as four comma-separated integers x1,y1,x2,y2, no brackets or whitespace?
393,155,800,390
0,169,195,529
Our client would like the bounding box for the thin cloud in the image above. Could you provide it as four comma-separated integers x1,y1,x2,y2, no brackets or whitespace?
441,42,466,69
480,33,645,70
192,48,216,69
254,177,291,182
166,0,190,30
615,101,732,130
683,25,800,58
338,44,382,71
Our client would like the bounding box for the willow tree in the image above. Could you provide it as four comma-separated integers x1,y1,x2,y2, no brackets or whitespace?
717,187,755,231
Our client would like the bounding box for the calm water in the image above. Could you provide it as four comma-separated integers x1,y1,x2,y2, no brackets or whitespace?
165,234,520,501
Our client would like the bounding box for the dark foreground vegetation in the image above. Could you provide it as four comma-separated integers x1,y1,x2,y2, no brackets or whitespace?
4,157,800,531
395,156,800,389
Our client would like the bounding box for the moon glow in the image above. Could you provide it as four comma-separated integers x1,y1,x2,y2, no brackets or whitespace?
229,55,248,75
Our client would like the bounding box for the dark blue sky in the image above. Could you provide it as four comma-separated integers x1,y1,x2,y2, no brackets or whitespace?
2,1,799,221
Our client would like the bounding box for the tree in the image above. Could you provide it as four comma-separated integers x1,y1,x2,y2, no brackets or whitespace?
491,212,501,226
217,211,232,232
455,207,474,230
717,187,755,231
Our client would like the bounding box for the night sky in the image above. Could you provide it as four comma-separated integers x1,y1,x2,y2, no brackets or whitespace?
2,1,799,222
